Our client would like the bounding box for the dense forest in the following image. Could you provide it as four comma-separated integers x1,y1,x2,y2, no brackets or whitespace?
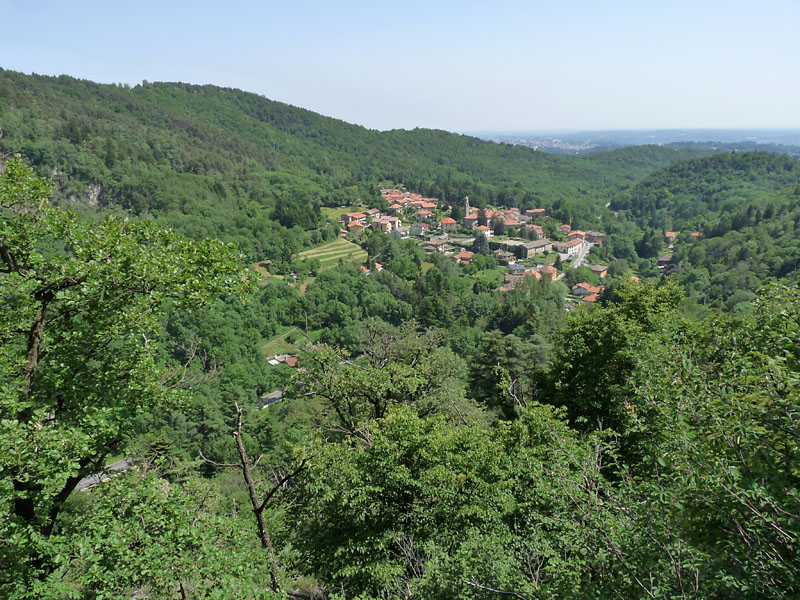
0,68,714,261
1,69,799,599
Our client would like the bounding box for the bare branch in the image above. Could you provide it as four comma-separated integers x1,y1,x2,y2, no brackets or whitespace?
198,449,238,469
463,580,529,600
232,402,281,592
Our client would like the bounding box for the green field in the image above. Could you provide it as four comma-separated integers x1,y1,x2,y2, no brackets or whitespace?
298,238,367,271
253,239,367,285
261,327,299,358
321,205,366,222
476,269,504,286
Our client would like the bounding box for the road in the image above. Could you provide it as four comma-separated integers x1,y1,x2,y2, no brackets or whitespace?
569,242,593,268
74,457,136,492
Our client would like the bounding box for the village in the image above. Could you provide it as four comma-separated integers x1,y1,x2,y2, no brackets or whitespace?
340,188,614,307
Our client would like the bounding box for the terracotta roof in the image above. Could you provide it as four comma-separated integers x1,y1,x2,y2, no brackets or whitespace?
582,293,600,303
690,232,702,237
504,219,521,226
553,239,583,248
476,225,491,231
539,265,558,279
464,214,478,220
440,217,456,224
285,357,298,368
347,221,362,228
572,282,604,294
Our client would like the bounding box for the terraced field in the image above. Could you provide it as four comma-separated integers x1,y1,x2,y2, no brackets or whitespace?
253,239,368,293
298,238,367,270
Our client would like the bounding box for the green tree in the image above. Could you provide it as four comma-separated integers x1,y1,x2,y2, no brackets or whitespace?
0,157,248,593
472,234,490,255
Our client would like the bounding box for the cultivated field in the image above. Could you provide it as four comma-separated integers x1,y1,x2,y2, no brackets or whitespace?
298,238,367,271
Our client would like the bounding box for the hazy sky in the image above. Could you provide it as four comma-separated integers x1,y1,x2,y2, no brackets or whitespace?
2,0,798,131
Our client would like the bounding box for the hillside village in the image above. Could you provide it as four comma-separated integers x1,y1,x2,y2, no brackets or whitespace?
340,188,618,307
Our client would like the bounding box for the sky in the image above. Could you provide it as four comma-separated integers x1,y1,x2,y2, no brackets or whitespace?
2,0,799,132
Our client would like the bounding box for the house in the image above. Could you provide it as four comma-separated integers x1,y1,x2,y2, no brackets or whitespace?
387,203,403,214
267,353,298,367
507,263,529,276
453,251,475,265
664,231,677,241
371,216,401,233
559,224,572,233
657,254,674,268
586,264,608,278
521,238,553,257
411,222,430,236
440,216,457,232
424,238,449,253
526,208,546,218
528,224,544,237
552,238,583,256
364,208,381,219
416,209,434,221
571,282,605,297
389,227,410,239
493,249,515,261
347,221,363,235
582,293,600,303
464,214,479,229
475,225,493,238
539,265,558,280
342,212,367,224
567,230,586,241
690,232,702,238
585,230,606,245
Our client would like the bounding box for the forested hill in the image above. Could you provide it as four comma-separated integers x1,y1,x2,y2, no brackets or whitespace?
614,151,800,231
611,152,800,309
0,68,711,258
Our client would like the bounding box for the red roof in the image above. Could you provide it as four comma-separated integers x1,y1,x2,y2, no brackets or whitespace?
504,219,520,226
285,357,298,368
464,214,478,220
476,225,491,231
582,294,600,303
690,232,702,237
440,217,456,224
539,265,558,279
347,221,362,228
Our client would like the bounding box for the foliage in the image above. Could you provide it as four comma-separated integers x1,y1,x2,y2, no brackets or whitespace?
0,156,248,594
